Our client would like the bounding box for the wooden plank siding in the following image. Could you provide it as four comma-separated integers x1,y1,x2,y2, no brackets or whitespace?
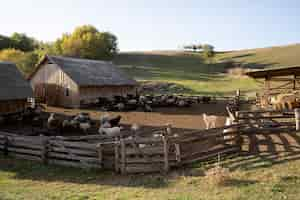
30,62,137,108
30,63,80,108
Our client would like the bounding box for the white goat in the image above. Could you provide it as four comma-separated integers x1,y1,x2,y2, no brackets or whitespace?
202,113,218,129
98,126,123,137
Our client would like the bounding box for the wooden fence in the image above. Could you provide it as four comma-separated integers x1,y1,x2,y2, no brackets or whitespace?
0,123,245,174
236,109,296,134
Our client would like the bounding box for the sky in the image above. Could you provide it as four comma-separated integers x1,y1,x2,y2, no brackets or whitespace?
0,0,299,51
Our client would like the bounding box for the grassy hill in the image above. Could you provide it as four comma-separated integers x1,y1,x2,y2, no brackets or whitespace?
216,43,300,68
114,44,300,96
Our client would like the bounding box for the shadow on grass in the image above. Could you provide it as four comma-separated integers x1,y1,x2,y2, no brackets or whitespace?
220,131,300,172
0,155,171,189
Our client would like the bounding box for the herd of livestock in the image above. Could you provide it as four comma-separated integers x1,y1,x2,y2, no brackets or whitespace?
91,94,213,111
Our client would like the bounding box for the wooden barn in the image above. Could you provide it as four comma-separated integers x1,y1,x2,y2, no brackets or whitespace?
0,62,33,115
28,55,138,108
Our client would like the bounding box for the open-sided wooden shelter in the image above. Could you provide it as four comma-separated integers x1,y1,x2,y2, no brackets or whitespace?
28,55,138,108
0,62,33,115
246,65,300,97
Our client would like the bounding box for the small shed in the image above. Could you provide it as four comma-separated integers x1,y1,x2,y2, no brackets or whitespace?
0,62,33,115
246,65,300,97
28,55,138,108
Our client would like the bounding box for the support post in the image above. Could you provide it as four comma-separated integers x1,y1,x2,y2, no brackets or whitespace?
114,137,120,172
41,138,49,164
120,138,126,174
162,135,169,173
3,136,8,156
96,143,103,169
295,108,300,131
166,124,172,136
174,143,181,163
235,112,242,153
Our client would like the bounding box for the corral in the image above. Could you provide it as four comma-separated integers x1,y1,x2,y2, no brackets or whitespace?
1,90,299,175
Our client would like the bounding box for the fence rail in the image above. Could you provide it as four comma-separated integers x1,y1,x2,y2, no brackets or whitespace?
0,123,245,174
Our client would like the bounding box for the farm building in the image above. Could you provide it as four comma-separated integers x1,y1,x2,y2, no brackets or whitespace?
28,55,138,108
0,62,33,115
246,65,300,96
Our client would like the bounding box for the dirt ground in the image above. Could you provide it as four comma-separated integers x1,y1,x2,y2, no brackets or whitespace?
47,101,229,131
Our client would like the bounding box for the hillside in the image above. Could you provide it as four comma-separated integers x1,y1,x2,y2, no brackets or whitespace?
217,43,300,69
114,44,300,96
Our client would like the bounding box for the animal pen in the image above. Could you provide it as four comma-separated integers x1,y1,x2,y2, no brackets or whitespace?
1,92,300,174
246,66,300,107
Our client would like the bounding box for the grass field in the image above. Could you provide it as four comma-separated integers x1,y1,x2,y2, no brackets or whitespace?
115,51,260,96
2,151,300,200
115,44,300,96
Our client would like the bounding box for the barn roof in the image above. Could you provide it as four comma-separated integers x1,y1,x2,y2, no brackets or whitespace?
29,55,137,87
246,65,300,78
0,62,33,100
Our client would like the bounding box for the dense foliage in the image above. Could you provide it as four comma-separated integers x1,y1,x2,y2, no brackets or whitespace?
0,49,39,75
0,25,118,76
0,33,37,52
56,25,118,60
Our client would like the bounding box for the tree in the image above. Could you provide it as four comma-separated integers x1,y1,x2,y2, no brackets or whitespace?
57,25,118,60
0,48,38,75
10,33,37,52
0,35,13,50
202,44,215,63
183,44,202,52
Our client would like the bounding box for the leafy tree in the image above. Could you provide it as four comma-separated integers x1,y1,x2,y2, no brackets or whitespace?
0,35,13,50
0,33,38,52
202,44,215,63
10,33,37,52
0,48,38,75
57,25,118,60
183,44,202,52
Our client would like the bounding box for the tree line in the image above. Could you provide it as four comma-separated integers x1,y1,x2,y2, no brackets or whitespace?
0,25,118,76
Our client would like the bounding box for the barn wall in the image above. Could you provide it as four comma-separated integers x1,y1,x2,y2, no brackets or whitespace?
79,86,137,104
0,99,27,115
30,63,80,108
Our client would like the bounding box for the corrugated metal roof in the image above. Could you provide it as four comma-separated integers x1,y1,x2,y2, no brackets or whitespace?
0,62,33,100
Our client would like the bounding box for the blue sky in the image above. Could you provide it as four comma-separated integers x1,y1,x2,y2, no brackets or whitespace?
1,0,299,51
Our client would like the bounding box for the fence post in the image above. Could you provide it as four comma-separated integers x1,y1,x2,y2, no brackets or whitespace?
235,89,240,111
295,108,300,131
166,124,172,136
120,138,126,174
162,135,169,173
114,137,120,172
96,143,103,169
3,136,8,156
41,138,49,164
235,112,242,153
174,143,181,163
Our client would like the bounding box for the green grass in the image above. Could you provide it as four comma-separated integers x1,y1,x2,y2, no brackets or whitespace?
115,51,260,96
216,43,300,68
114,44,300,96
2,153,300,200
